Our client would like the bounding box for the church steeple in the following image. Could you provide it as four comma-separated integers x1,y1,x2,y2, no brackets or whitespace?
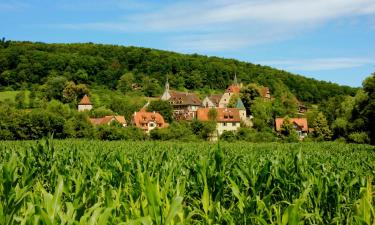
233,72,238,86
165,76,170,92
161,76,171,100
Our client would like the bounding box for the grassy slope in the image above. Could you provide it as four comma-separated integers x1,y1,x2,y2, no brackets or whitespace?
0,90,30,104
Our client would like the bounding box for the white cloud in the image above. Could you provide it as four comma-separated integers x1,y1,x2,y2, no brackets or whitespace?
258,57,375,71
53,0,375,51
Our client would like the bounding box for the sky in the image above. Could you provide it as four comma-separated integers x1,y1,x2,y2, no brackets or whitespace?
1,0,375,87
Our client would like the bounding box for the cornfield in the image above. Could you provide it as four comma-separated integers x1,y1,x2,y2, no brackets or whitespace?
0,140,374,224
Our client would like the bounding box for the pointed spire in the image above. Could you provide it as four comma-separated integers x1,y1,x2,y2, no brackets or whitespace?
233,72,238,86
165,76,170,92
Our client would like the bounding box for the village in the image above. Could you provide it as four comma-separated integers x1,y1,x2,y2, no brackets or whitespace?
78,75,310,140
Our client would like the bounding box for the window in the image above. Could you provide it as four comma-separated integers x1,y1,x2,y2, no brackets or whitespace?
223,123,227,126
232,122,236,126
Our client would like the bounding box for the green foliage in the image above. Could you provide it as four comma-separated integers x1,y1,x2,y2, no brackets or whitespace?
63,113,94,138
280,117,300,142
42,76,68,101
90,106,114,118
220,130,237,142
142,77,162,97
240,83,260,114
0,140,374,224
147,100,173,123
312,112,332,141
15,90,26,109
208,108,218,121
251,98,273,130
359,73,375,144
0,41,356,103
117,72,134,94
150,122,196,141
190,120,217,140
95,126,146,141
62,81,89,103
347,132,370,144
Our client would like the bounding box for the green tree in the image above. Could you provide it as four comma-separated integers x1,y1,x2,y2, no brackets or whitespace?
62,81,89,103
279,117,299,142
90,106,114,118
117,72,134,94
359,73,375,144
44,76,68,101
46,100,72,118
74,69,89,84
227,93,240,108
312,112,332,141
15,91,26,109
147,100,173,123
208,108,218,121
251,98,273,130
142,77,162,97
240,83,260,114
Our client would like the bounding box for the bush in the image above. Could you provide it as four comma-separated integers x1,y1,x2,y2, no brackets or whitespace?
347,132,370,144
150,122,196,141
220,131,237,142
236,127,279,142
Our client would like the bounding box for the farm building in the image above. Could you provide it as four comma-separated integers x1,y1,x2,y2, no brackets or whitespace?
275,118,309,139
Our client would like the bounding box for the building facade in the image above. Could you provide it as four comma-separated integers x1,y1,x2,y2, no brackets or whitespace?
78,95,93,112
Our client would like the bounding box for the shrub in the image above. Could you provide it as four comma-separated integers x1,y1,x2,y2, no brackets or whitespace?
347,132,370,144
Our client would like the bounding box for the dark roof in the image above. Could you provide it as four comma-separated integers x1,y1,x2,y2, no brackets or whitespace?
168,91,201,106
208,94,222,106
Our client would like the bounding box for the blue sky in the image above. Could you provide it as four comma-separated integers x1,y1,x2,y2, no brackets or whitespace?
1,0,375,87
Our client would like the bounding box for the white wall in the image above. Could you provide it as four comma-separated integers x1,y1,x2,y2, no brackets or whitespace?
217,122,240,135
78,104,93,112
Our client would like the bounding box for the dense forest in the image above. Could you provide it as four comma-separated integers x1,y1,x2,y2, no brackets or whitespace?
0,40,356,103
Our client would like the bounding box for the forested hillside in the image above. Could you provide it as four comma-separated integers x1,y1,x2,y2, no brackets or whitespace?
0,41,356,103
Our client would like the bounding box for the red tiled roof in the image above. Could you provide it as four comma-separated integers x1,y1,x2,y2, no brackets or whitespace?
225,85,241,94
197,108,241,123
132,111,168,130
168,91,201,106
275,118,308,132
79,95,92,105
89,116,126,126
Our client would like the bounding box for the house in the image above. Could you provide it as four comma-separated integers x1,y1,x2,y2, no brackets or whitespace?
197,108,241,136
259,87,271,100
219,75,241,108
160,79,201,120
78,95,93,112
132,109,168,133
275,118,309,139
89,115,127,127
202,94,222,108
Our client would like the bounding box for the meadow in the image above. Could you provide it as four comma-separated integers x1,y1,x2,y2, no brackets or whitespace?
0,140,374,224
